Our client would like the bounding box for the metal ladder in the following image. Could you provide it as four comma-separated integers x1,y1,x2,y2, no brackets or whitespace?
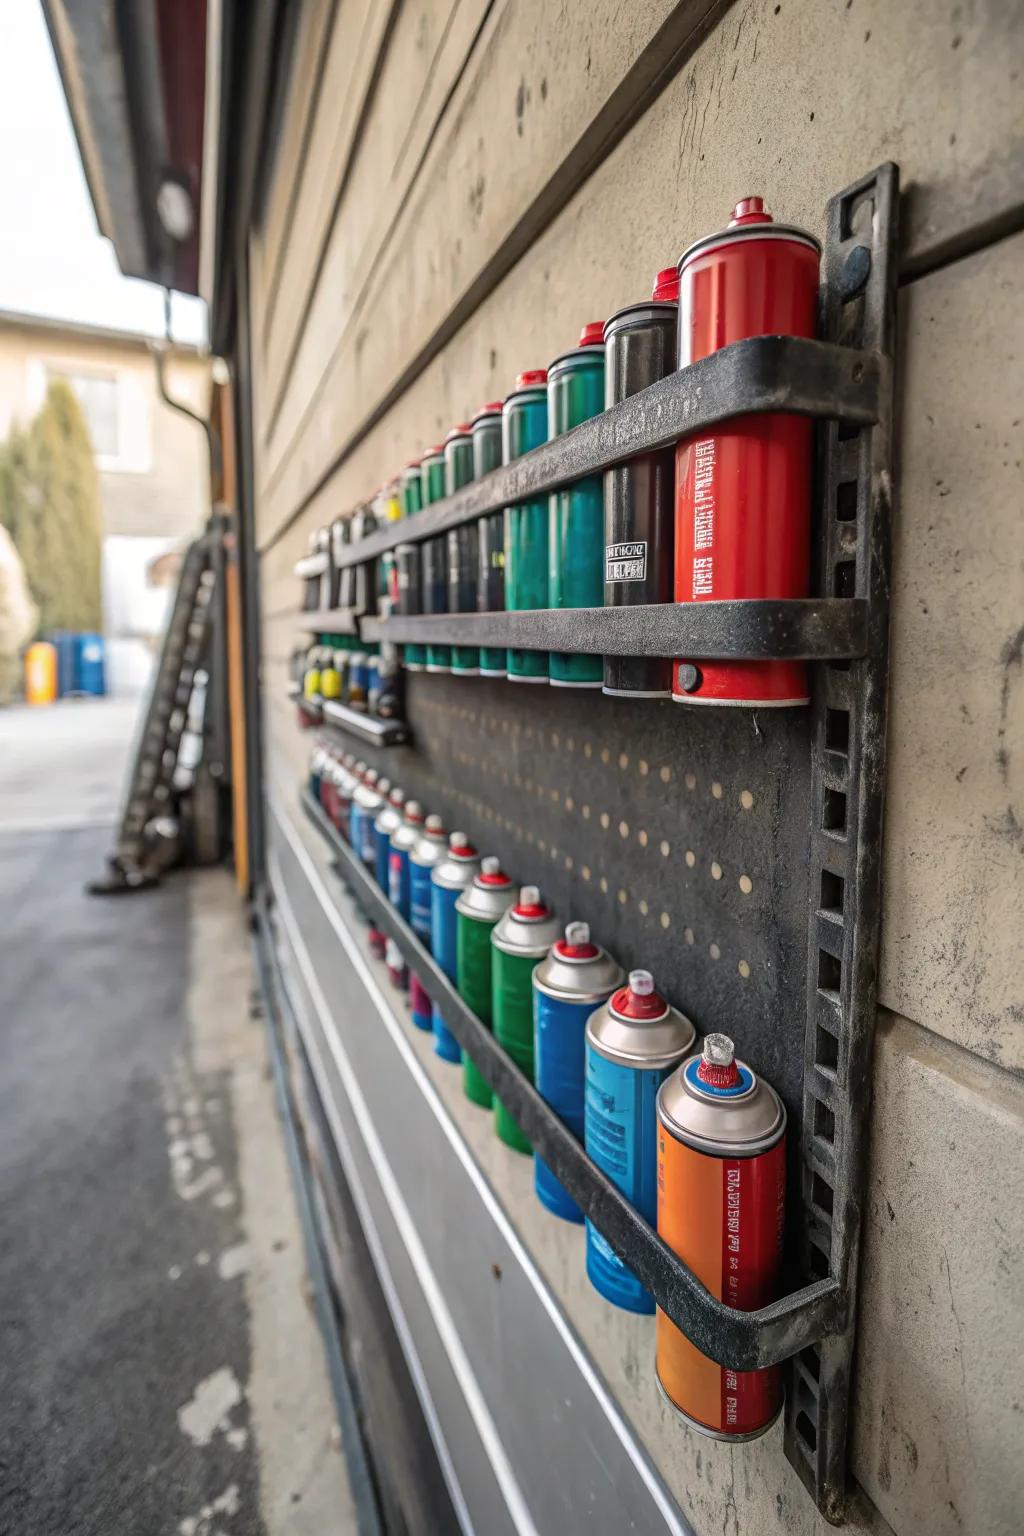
89,530,218,891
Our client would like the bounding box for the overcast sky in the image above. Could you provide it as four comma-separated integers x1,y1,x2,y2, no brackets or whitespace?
0,0,208,345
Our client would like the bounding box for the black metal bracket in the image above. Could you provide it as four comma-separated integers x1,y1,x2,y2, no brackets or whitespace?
300,787,844,1372
321,699,410,748
782,164,898,1523
330,334,884,570
362,598,866,660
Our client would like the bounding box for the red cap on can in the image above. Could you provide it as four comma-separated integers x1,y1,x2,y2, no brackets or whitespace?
449,831,478,859
578,321,606,347
445,423,472,440
609,969,669,1021
404,801,425,825
696,1033,743,1089
478,855,512,887
555,920,599,960
473,401,505,420
389,787,405,807
515,368,548,390
728,196,772,227
651,267,679,302
513,884,548,919
404,456,422,469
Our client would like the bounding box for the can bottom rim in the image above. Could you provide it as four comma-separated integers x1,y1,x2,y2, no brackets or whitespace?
451,667,481,675
507,674,549,685
549,678,604,690
602,686,672,699
404,663,426,672
654,1371,782,1443
670,693,810,708
479,667,508,677
425,665,453,674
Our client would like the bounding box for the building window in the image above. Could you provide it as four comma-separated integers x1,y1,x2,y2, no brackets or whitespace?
48,369,120,458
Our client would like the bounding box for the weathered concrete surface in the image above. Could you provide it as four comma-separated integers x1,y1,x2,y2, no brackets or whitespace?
0,697,140,833
0,710,355,1534
853,1013,1024,1536
881,236,1024,1071
255,0,1024,547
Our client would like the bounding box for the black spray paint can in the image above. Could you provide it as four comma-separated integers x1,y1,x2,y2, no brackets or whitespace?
602,269,678,698
472,401,506,677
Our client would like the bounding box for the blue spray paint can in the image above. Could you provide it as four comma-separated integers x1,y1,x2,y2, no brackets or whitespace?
388,801,424,923
309,746,326,801
430,833,480,1061
532,922,623,1222
346,760,368,852
408,813,447,1030
584,969,696,1312
373,785,406,892
353,769,384,869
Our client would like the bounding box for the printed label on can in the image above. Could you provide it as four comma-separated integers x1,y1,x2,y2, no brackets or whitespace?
605,541,647,582
388,851,403,908
693,439,715,549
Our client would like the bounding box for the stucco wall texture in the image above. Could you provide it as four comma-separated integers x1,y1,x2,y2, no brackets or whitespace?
250,3,1024,1533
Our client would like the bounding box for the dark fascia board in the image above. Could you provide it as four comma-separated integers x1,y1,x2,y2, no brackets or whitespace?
42,0,151,280
42,0,190,290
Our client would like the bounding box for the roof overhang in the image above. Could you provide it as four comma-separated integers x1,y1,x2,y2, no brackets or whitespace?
42,0,209,296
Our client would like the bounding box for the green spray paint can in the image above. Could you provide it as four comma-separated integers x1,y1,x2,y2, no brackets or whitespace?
548,324,607,687
444,424,479,675
455,856,515,1108
420,446,450,674
400,460,426,671
491,885,561,1154
472,401,506,677
503,369,549,683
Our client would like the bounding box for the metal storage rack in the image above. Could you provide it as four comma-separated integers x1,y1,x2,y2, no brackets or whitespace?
288,163,897,1523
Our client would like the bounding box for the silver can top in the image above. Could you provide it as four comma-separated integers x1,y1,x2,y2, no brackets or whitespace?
389,800,425,853
411,813,448,868
533,922,624,1004
455,857,515,923
492,886,561,958
432,831,481,893
586,969,696,1070
657,1035,785,1156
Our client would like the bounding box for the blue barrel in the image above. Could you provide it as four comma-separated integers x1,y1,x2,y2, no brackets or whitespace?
388,806,423,922
374,790,405,891
76,633,106,696
430,834,480,1062
51,631,77,696
409,815,446,1032
532,924,623,1222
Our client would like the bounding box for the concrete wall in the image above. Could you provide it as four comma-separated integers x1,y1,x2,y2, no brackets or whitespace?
250,2,1024,1532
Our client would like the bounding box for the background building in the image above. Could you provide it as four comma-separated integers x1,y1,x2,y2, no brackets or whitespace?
0,309,210,691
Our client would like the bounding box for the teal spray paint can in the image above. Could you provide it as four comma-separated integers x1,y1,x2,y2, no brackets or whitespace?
547,324,606,687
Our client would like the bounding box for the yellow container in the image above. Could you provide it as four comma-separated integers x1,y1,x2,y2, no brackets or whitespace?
25,641,58,705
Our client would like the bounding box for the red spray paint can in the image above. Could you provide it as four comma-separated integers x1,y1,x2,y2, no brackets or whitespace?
673,199,820,707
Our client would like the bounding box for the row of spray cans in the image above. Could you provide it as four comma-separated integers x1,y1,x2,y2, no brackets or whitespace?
308,746,787,1441
294,637,403,722
317,197,819,708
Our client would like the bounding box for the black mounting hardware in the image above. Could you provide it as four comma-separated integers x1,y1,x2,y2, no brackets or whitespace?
296,607,364,636
301,787,844,1370
330,334,885,572
321,699,410,748
783,163,898,1523
362,597,866,661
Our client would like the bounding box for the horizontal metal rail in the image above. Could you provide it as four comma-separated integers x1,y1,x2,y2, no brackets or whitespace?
362,598,867,661
297,607,364,636
300,788,844,1371
321,699,410,747
331,335,883,570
